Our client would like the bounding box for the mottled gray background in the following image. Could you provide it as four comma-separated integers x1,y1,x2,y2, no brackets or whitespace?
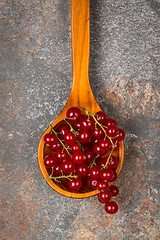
0,0,160,239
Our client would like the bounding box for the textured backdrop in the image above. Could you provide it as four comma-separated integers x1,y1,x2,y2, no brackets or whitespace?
0,0,160,239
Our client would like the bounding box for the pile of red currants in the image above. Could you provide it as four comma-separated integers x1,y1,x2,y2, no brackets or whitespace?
43,107,125,214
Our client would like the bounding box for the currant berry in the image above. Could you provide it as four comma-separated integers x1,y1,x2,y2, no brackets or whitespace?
72,151,86,164
100,169,114,181
98,191,112,203
77,130,91,144
67,177,82,191
66,107,82,124
106,125,118,138
89,166,101,179
105,201,118,214
110,140,119,151
84,149,95,164
80,115,95,131
98,138,111,151
92,125,105,139
116,128,125,141
43,155,57,168
104,119,117,127
92,142,106,156
57,124,70,139
50,141,62,151
90,178,99,189
76,163,89,177
97,180,109,192
63,131,76,145
110,171,117,182
109,185,119,196
61,160,75,174
66,143,81,154
43,133,57,146
108,155,118,169
53,164,62,176
95,111,107,124
55,149,69,163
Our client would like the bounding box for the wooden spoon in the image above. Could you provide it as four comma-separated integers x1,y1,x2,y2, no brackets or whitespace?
37,0,124,198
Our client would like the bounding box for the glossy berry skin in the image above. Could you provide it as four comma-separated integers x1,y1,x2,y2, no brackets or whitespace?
92,125,105,139
110,171,117,182
110,140,119,151
66,107,82,124
50,141,62,151
43,155,57,168
43,133,57,146
92,142,106,156
116,128,125,141
67,177,82,191
53,164,62,176
80,115,95,131
109,185,119,196
76,163,89,177
98,191,112,203
77,130,91,144
61,160,75,174
66,143,80,154
63,132,76,145
95,111,107,124
100,169,114,181
73,121,81,131
90,178,98,189
72,151,86,164
89,166,101,179
104,119,117,127
99,138,111,151
108,155,118,169
106,125,118,138
57,124,70,139
105,201,118,214
97,180,109,192
84,149,95,164
55,149,68,163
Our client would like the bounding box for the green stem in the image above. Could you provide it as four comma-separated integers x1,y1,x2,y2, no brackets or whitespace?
42,172,78,183
102,141,118,169
79,107,113,145
44,114,71,156
88,155,99,168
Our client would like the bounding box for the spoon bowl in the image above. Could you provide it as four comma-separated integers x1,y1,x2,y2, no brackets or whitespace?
37,0,124,198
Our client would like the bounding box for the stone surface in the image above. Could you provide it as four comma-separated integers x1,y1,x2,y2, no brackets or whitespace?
0,0,159,239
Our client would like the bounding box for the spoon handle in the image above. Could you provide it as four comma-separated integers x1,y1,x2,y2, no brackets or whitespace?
70,0,92,101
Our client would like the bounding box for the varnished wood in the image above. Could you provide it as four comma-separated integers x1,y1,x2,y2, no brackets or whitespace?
37,0,125,198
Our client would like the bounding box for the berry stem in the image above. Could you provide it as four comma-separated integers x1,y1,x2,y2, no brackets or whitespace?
79,107,113,145
42,171,78,183
88,155,99,168
102,141,118,169
44,114,71,156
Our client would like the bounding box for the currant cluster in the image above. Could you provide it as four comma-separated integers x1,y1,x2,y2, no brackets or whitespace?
43,107,125,214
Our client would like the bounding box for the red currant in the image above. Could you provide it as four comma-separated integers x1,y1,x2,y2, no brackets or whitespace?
76,163,89,177
116,128,125,141
53,164,62,176
80,115,95,131
92,142,106,156
108,155,118,169
67,177,82,191
98,191,112,203
50,141,62,151
110,171,117,182
55,149,69,163
92,125,105,139
109,185,119,196
105,201,118,214
43,133,57,146
77,130,91,144
106,125,118,138
72,151,86,164
84,149,95,164
90,178,98,189
89,166,101,179
66,107,82,124
57,124,70,139
63,131,76,145
97,180,109,192
104,119,117,127
95,111,107,124
61,160,75,174
100,169,114,181
43,155,57,168
98,138,111,151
